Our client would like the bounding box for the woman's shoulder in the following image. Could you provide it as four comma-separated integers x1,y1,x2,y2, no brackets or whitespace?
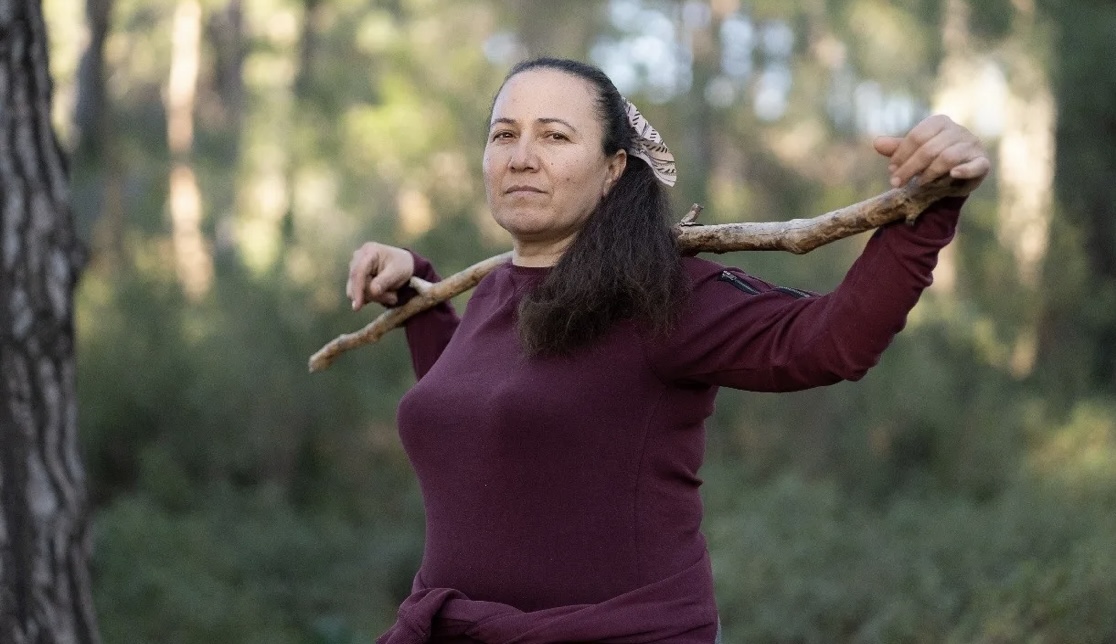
680,255,728,280
680,255,757,289
678,255,794,300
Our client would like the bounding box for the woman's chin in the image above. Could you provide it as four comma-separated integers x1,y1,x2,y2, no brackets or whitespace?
492,206,589,244
492,212,550,239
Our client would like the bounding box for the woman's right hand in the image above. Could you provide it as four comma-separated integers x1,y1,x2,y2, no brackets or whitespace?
346,242,415,310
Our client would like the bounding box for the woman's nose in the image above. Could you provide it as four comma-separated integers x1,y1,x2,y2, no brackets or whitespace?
508,138,538,171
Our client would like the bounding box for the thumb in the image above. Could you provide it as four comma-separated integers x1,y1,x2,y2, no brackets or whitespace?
873,135,901,158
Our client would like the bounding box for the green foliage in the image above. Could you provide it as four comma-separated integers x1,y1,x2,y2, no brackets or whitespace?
704,468,1116,643
94,485,423,643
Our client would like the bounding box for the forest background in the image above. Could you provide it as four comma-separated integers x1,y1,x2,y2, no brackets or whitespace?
34,0,1116,641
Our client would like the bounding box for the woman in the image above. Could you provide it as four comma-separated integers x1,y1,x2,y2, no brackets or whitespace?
348,58,989,644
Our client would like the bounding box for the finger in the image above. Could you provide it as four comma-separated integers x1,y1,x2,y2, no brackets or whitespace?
873,136,902,159
348,265,369,310
949,155,991,180
919,141,978,185
368,264,408,301
891,130,953,187
364,282,401,307
345,258,356,302
898,139,968,187
888,116,951,185
347,263,365,310
348,247,380,310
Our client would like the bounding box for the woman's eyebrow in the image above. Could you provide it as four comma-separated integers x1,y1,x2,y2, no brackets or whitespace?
537,117,578,132
488,117,578,133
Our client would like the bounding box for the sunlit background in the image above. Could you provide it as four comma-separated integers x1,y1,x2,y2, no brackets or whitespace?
38,0,1116,641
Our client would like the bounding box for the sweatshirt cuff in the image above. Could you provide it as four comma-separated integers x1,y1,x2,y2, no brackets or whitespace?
389,250,442,309
897,195,966,243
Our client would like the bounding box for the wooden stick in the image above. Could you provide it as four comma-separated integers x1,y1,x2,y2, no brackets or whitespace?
309,250,513,372
676,174,971,255
308,176,971,372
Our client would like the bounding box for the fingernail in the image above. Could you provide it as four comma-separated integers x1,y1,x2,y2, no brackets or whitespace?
888,164,897,172
890,176,901,187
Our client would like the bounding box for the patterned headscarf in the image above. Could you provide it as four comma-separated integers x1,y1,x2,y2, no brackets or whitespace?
623,99,676,187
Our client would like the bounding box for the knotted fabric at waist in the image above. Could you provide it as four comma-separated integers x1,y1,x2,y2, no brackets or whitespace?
376,552,718,644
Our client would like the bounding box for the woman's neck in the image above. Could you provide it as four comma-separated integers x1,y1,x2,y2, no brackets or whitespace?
511,237,573,267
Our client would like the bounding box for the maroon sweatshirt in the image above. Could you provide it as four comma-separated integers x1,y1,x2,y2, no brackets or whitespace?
378,198,964,644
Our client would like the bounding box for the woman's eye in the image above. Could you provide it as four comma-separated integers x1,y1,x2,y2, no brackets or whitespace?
491,131,513,141
547,132,569,141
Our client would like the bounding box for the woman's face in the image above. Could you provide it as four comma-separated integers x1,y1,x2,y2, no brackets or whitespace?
483,68,626,265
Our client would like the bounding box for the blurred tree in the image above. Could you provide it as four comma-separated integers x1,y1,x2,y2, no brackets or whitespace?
165,0,214,299
207,0,244,128
989,0,1054,378
513,0,601,57
205,0,245,259
72,0,128,269
926,0,1054,381
0,0,100,641
72,0,111,159
929,0,980,296
1038,0,1116,395
994,0,1054,293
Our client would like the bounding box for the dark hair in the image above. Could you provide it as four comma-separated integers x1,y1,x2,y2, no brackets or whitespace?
495,57,689,355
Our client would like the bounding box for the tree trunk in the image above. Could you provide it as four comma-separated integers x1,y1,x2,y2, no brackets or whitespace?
996,0,1055,290
1040,0,1116,393
207,0,245,258
72,0,112,160
72,0,127,269
294,0,322,97
0,1,100,642
995,1,1055,377
929,0,976,296
166,0,213,299
683,2,719,206
932,0,1055,377
513,0,598,58
209,0,244,128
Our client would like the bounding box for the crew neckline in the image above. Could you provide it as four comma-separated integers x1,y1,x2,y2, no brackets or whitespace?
506,262,553,277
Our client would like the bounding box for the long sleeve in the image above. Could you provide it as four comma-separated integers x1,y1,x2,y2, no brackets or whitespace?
400,252,460,379
645,197,965,392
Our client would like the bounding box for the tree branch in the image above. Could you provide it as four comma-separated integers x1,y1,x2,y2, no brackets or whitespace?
309,176,971,372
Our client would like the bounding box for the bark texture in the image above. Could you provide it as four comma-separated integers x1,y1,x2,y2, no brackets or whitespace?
0,0,99,642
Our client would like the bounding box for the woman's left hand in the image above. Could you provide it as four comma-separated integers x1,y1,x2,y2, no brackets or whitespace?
873,114,990,195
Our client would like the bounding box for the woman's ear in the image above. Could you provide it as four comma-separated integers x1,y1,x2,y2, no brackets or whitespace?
602,150,627,196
